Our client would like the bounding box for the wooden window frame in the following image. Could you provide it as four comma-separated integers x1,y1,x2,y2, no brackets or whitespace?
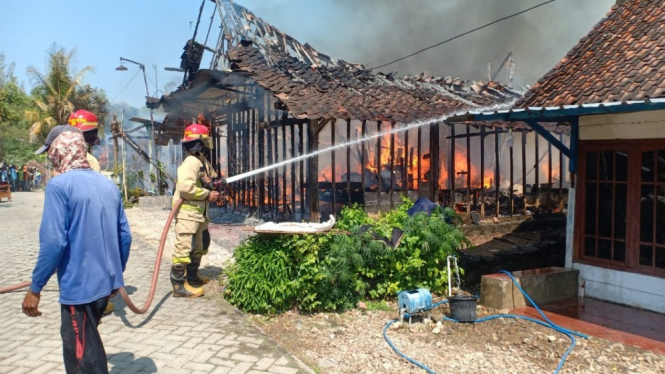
575,139,665,279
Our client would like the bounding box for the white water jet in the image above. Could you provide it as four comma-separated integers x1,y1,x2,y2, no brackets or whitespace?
226,103,513,184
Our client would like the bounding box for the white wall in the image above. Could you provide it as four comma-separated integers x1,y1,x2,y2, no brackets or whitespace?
579,109,665,140
574,263,665,313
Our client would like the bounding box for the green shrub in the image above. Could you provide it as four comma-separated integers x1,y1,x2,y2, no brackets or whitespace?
224,196,470,314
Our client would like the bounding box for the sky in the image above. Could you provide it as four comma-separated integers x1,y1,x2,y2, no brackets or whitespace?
0,0,616,109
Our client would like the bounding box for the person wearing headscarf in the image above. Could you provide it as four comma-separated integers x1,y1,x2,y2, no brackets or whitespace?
22,126,132,374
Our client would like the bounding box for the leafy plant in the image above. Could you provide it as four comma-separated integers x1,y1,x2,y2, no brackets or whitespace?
224,199,471,314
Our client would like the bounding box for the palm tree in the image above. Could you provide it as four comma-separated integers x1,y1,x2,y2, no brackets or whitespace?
25,45,94,142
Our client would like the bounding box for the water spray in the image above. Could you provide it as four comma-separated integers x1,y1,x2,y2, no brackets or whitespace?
226,102,513,184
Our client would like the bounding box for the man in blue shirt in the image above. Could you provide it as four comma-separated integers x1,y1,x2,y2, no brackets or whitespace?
22,126,132,374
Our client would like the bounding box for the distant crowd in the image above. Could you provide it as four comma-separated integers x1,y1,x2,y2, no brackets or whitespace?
0,164,42,192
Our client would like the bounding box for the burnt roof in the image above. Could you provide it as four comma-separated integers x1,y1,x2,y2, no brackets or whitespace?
158,0,522,125
224,40,521,123
518,0,665,107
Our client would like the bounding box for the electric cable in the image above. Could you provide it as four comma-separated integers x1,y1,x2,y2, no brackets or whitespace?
110,69,141,104
371,0,556,71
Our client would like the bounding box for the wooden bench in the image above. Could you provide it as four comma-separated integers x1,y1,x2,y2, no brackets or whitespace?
0,184,11,202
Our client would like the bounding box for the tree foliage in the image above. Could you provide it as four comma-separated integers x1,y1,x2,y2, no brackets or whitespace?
25,44,106,142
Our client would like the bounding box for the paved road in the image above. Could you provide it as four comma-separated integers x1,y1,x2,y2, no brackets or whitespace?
0,192,310,374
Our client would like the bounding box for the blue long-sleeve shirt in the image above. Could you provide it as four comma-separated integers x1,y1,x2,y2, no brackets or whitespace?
30,169,132,305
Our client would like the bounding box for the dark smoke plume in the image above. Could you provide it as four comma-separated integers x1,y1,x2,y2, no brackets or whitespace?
245,0,615,88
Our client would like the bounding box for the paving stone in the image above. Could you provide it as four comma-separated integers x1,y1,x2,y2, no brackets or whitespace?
0,193,309,374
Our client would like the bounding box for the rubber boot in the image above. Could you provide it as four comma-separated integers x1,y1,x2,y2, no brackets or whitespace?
170,264,204,298
187,254,210,287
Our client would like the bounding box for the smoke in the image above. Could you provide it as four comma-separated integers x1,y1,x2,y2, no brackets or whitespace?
245,0,615,88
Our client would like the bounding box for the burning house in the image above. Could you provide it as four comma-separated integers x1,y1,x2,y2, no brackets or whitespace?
150,0,571,222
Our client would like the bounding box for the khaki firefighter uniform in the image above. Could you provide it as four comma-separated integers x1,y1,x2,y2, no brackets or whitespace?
172,154,217,264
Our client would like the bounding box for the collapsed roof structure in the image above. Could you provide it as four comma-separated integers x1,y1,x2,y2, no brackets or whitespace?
152,0,538,222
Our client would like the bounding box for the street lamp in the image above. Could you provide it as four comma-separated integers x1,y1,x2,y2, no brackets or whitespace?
115,57,159,194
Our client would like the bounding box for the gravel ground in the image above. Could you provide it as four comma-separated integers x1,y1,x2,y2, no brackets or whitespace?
251,303,665,374
124,207,665,373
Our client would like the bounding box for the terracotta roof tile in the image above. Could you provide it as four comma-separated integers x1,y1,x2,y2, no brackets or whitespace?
517,0,665,107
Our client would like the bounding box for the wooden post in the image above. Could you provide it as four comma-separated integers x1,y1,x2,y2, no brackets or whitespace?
548,139,553,214
522,129,527,216
495,129,500,218
535,133,539,198
404,126,409,191
450,124,456,208
347,120,352,206
559,132,564,212
361,120,367,206
430,123,440,203
251,109,256,207
466,125,471,214
409,147,415,191
299,122,305,218
282,113,287,215
390,122,395,210
480,126,485,217
417,125,422,195
266,125,273,215
291,122,296,214
376,121,382,214
258,107,265,215
331,120,337,216
510,138,514,216
307,119,321,222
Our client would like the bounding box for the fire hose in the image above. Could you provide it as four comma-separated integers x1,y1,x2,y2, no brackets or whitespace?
0,199,184,315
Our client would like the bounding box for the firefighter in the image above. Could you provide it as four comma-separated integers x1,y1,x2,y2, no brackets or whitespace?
68,109,101,172
171,123,219,297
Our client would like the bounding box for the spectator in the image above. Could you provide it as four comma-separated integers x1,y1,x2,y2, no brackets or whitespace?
34,169,42,190
9,165,17,192
0,165,7,185
23,165,31,192
17,167,24,191
22,126,132,373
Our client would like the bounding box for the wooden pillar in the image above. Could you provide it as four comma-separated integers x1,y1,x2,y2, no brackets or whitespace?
299,122,305,218
522,129,527,216
291,122,296,215
450,124,456,208
390,122,395,210
404,126,409,191
559,132,564,212
417,125,422,195
548,139,553,214
307,119,321,222
251,109,256,207
282,114,287,215
346,120,352,206
266,125,273,215
430,123,440,203
480,126,485,217
376,121,382,213
495,129,500,218
331,120,337,216
257,107,265,215
466,125,471,214
509,136,514,216
361,120,367,205
535,133,540,198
